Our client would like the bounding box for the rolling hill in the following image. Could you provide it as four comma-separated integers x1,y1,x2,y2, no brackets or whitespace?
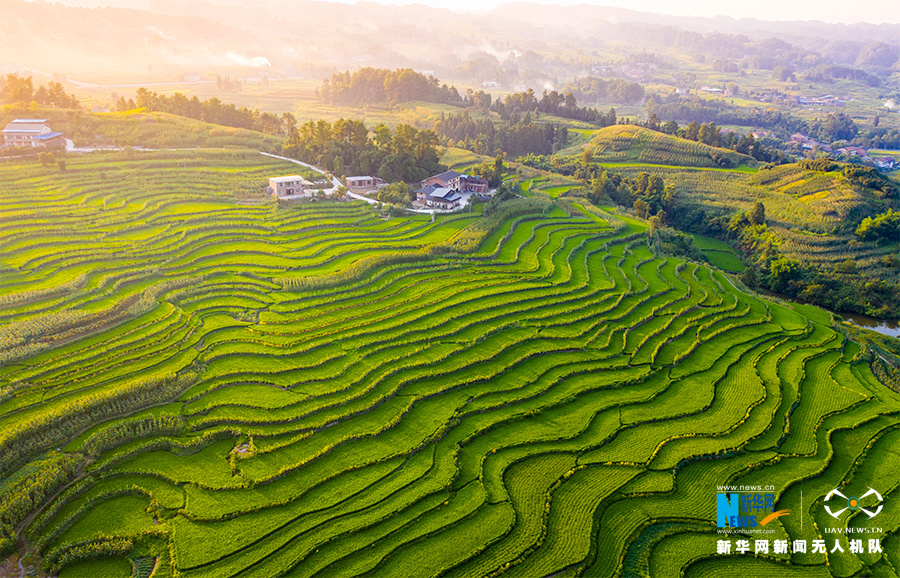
579,125,756,169
0,107,283,150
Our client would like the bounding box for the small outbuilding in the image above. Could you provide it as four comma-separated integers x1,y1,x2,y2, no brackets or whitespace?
346,176,387,190
268,175,314,197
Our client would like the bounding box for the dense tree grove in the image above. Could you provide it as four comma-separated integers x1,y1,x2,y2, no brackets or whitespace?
649,92,806,134
491,89,619,126
856,209,900,243
852,127,900,150
561,77,646,105
803,65,881,86
0,74,80,108
131,88,285,135
319,68,464,106
807,112,858,142
434,111,568,156
281,118,442,183
474,155,506,188
215,75,242,92
842,166,898,198
376,182,412,206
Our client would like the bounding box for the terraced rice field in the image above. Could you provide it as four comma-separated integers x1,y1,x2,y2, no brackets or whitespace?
611,163,900,282
581,125,754,169
1,150,899,578
687,233,746,273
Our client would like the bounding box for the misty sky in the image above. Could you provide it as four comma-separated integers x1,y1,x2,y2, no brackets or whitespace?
45,0,900,25
357,0,900,25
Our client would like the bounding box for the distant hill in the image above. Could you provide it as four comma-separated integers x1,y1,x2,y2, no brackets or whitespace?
581,125,756,169
0,107,282,150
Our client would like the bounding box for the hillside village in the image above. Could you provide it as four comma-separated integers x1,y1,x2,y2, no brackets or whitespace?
790,132,898,170
268,166,494,211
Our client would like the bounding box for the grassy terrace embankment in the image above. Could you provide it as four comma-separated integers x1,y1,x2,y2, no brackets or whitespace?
0,150,898,577
564,125,756,169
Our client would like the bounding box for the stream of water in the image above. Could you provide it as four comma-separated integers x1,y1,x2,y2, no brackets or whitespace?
756,288,899,339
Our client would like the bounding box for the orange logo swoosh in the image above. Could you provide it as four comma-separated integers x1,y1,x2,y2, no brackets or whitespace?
760,510,791,525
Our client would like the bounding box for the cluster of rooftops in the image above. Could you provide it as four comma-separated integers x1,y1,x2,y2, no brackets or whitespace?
413,170,490,210
266,168,492,210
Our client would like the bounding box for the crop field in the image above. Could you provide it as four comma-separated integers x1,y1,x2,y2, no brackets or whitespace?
687,233,746,272
440,147,486,172
556,124,897,282
0,109,284,151
564,125,755,169
607,162,900,283
1,150,899,578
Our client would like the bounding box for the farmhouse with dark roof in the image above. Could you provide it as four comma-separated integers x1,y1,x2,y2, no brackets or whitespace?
414,184,462,210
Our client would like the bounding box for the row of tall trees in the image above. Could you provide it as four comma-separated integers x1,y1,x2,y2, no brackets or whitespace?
319,68,464,106
434,111,568,156
560,77,646,105
491,89,618,126
0,74,80,108
281,118,442,183
131,88,285,134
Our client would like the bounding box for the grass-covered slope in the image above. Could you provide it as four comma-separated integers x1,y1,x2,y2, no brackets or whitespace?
750,164,899,277
0,106,283,150
607,161,900,315
577,125,756,169
1,151,899,578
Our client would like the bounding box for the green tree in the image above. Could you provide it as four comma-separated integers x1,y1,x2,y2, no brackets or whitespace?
661,120,679,135
856,209,900,242
376,182,411,206
633,199,650,219
768,256,800,292
493,154,506,183
581,148,593,166
0,74,33,103
749,202,766,225
685,121,700,142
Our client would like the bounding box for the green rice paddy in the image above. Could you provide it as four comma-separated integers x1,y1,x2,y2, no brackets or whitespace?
1,150,898,577
688,233,747,272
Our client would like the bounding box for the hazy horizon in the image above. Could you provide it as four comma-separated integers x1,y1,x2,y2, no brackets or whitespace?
38,0,900,25
4,0,900,84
